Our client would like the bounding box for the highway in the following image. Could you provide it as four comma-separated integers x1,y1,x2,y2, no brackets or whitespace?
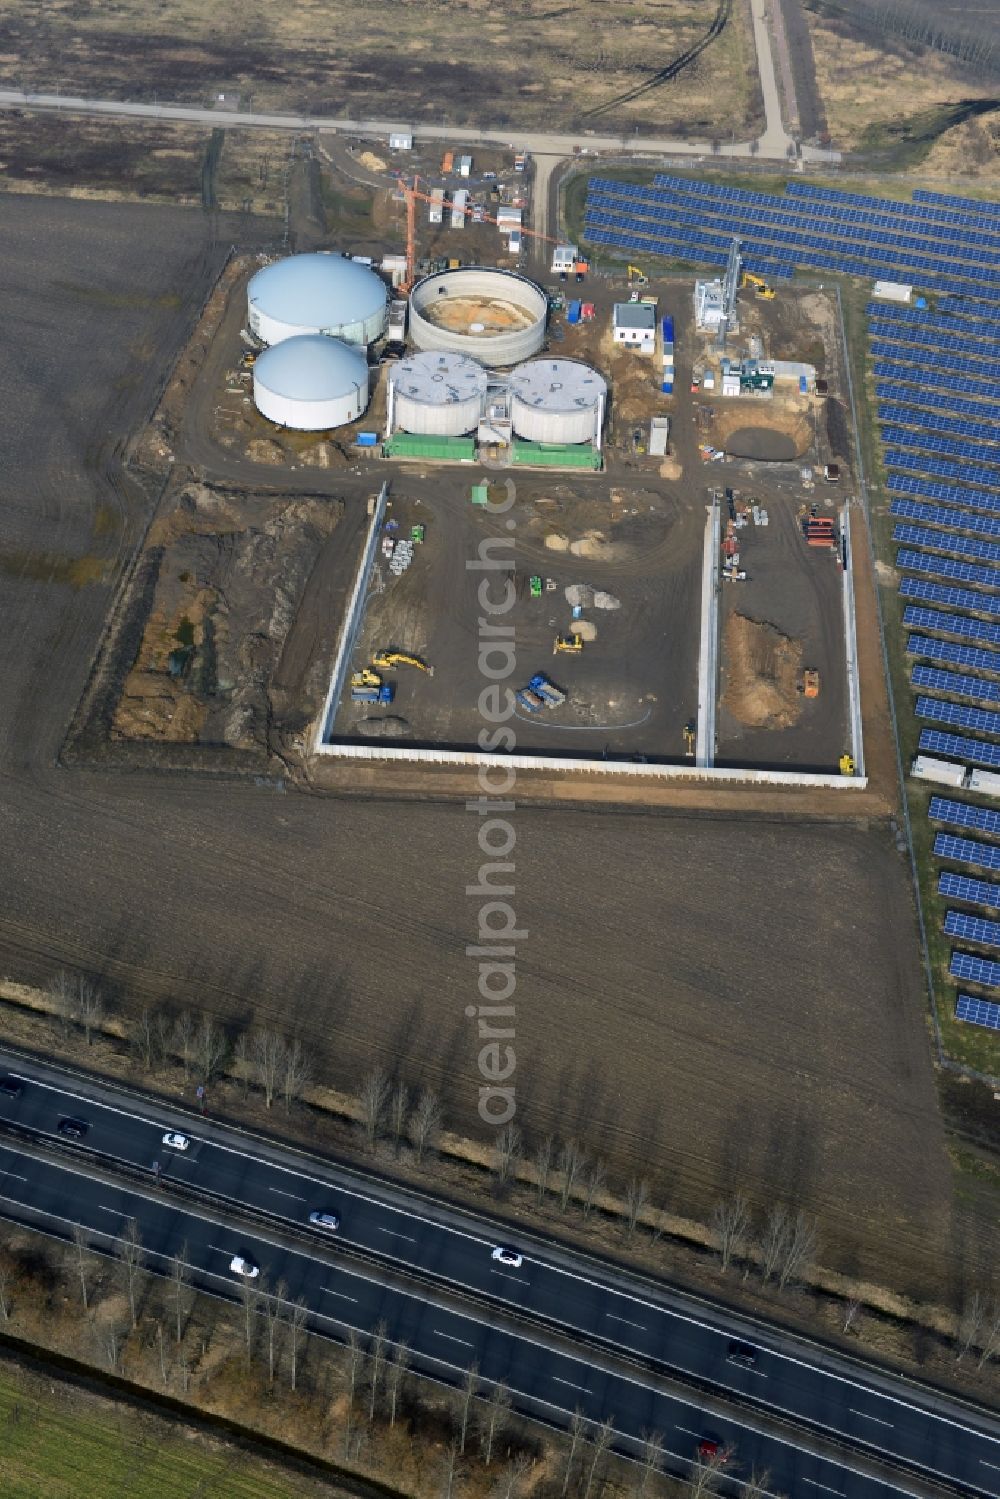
0,1050,997,1496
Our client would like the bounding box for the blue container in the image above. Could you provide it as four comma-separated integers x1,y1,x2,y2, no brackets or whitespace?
799,375,808,394
567,301,582,324
356,431,378,447
661,317,674,343
662,381,673,394
914,296,927,309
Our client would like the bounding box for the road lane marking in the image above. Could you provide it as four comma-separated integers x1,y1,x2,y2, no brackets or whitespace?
605,1313,646,1331
980,1461,1000,1472
267,1188,308,1202
96,1204,124,1215
0,1171,27,1182
373,1227,417,1243
552,1376,589,1392
490,1271,530,1285
433,1330,474,1346
848,1409,893,1427
321,1288,358,1303
802,1480,843,1497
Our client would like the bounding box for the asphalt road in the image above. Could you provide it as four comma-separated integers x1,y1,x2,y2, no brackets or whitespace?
1,1052,996,1498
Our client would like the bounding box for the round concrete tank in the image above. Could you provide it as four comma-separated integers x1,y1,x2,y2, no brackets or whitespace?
252,335,370,431
409,267,546,368
509,358,607,444
247,253,388,347
389,351,488,436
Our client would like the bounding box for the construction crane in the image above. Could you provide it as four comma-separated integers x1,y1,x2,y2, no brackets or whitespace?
741,271,776,300
372,651,435,676
398,175,562,293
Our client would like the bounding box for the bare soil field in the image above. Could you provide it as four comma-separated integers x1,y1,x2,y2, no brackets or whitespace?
0,0,761,138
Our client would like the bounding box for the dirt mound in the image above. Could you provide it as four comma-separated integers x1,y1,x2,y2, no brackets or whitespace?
545,532,569,552
566,619,597,641
659,456,683,480
358,150,387,173
594,590,620,610
357,715,410,738
721,613,803,729
246,437,284,466
725,427,797,462
565,583,593,608
570,530,616,561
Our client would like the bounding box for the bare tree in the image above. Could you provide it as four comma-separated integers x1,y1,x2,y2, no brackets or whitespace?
388,1079,410,1150
285,1297,309,1390
71,1223,93,1310
956,1290,987,1362
557,1138,585,1211
438,1441,460,1499
492,1122,522,1186
583,1415,615,1499
102,1317,127,1372
977,1301,1000,1371
758,1203,791,1284
496,1453,533,1496
691,1446,730,1499
409,1088,443,1163
264,1277,287,1389
562,1408,588,1497
169,1245,191,1344
777,1211,817,1290
842,1296,863,1336
281,1037,313,1115
359,1066,390,1150
250,1028,286,1109
116,1217,144,1329
534,1135,555,1206
173,1010,197,1080
457,1360,479,1455
583,1158,606,1218
156,1322,168,1386
233,1032,253,1100
480,1380,511,1465
368,1319,389,1423
239,1273,261,1362
194,1014,228,1086
624,1177,650,1236
386,1340,409,1426
343,1329,365,1456
131,1005,163,1072
636,1430,664,1495
46,971,77,1036
0,1255,11,1321
742,1468,772,1499
712,1194,750,1273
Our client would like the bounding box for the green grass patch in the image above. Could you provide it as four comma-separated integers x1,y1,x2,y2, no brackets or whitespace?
856,100,1000,172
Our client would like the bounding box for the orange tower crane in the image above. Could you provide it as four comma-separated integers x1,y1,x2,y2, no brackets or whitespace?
398,176,569,294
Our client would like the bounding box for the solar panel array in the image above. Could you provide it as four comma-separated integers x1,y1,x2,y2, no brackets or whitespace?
895,523,1000,563
892,499,1000,539
889,479,1000,516
919,728,1000,768
951,951,1000,986
873,363,1000,398
877,384,999,420
912,664,1000,704
908,635,1000,675
935,831,1000,870
885,451,1000,488
883,429,1000,466
955,993,1000,1030
930,796,1000,835
897,550,1000,591
903,604,1000,645
917,697,1000,737
879,404,1000,445
945,910,1000,947
940,870,1000,909
901,577,1000,617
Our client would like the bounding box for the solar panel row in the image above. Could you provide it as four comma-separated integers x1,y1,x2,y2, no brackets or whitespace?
940,870,1000,910
897,549,1000,591
884,451,1000,491
935,830,1000,869
904,604,1000,645
894,524,1000,563
869,331,998,365
955,994,1000,1030
920,728,1000,767
914,187,1000,221
907,634,1000,675
876,384,997,420
892,500,1000,541
878,405,1000,446
867,302,1000,349
901,576,1000,617
786,178,1000,233
888,477,1000,516
880,426,1000,464
930,796,1000,834
872,363,1000,397
916,696,1000,737
912,664,1000,704
945,910,1000,948
951,950,1000,986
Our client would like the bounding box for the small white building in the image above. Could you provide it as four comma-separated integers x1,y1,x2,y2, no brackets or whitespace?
389,130,413,151
695,279,725,329
613,302,656,353
551,244,577,276
459,154,473,177
450,189,469,229
428,187,446,225
497,206,523,232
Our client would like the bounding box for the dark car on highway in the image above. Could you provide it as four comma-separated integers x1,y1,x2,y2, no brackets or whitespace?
0,1076,23,1099
57,1117,88,1140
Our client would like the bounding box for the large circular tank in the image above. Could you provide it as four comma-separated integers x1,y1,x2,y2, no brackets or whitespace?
247,253,388,347
389,351,488,436
409,267,547,368
509,358,607,444
252,335,370,431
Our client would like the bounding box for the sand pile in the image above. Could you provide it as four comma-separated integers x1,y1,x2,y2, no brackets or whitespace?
721,614,803,729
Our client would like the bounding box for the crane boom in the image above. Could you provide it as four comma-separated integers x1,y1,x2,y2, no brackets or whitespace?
398,176,561,292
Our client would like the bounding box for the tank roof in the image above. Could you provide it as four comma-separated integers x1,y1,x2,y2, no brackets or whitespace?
391,351,488,405
509,358,606,412
248,253,387,330
253,335,368,400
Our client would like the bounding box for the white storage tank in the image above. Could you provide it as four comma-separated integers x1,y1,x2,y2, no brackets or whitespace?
253,335,369,431
388,351,488,437
509,358,607,444
247,252,388,347
409,267,547,368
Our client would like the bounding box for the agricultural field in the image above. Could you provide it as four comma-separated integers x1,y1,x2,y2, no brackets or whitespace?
0,0,762,138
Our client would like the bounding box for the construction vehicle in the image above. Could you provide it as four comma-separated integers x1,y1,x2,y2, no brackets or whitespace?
553,634,584,655
351,684,395,704
683,720,696,757
741,271,776,300
410,524,426,543
372,651,434,676
530,575,543,599
823,463,841,483
241,350,257,367
516,687,545,713
800,669,820,698
839,754,856,777
627,265,648,285
529,674,566,707
351,668,383,689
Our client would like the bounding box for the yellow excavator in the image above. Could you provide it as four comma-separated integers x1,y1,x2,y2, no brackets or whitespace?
839,754,856,777
741,271,775,300
627,264,648,285
351,668,383,689
372,651,435,676
553,634,584,655
683,720,696,757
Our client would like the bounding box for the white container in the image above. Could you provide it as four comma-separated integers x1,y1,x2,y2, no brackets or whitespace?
911,755,967,788
873,280,912,303
509,357,606,444
389,350,488,436
967,769,1000,797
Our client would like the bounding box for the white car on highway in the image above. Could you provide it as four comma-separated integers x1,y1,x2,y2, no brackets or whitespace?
491,1246,523,1268
229,1255,259,1279
161,1131,190,1151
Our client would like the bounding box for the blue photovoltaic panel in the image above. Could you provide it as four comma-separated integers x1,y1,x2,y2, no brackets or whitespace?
945,911,1000,948
904,606,1000,645
877,385,999,420
867,305,1000,352
894,524,1000,563
900,577,1000,617
881,428,1000,467
920,729,1000,767
884,452,1000,490
896,551,1000,590
940,870,1000,909
868,322,1000,359
889,477,1000,516
950,950,1000,986
873,363,1000,397
916,697,1000,737
891,498,1000,539
907,635,1000,674
913,665,1000,703
955,994,1000,1029
934,831,1000,870
930,797,1000,834
914,188,1000,219
880,406,1000,446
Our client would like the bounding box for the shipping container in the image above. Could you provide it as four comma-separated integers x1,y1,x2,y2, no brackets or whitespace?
661,317,674,344
662,380,673,394
450,189,469,229
967,769,1000,797
428,187,446,224
441,150,454,173
355,432,378,447
567,301,582,324
872,280,912,304
459,154,473,177
911,755,967,788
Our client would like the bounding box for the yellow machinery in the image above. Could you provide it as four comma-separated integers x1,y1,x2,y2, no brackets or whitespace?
839,754,856,777
553,634,584,655
683,720,696,757
627,264,648,285
741,271,776,300
801,669,820,699
372,651,435,676
351,669,382,689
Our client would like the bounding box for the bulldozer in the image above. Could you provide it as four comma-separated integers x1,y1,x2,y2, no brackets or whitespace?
800,669,820,699
351,668,383,689
741,271,776,300
372,651,435,676
839,753,856,777
553,634,584,655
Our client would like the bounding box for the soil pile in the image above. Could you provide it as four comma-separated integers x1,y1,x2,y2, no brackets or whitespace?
721,613,803,729
725,427,797,462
